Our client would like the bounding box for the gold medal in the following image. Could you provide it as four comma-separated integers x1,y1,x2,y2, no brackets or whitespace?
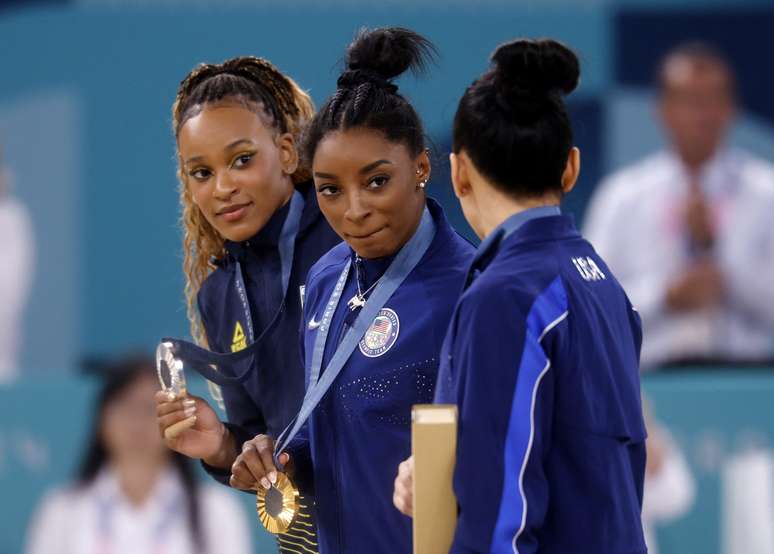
256,472,300,534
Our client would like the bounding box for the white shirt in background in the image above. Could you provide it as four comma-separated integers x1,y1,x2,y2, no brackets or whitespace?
0,194,34,382
642,427,696,554
721,450,774,554
25,467,252,554
585,148,774,368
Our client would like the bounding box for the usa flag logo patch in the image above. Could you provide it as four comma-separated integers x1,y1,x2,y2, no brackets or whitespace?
359,308,400,358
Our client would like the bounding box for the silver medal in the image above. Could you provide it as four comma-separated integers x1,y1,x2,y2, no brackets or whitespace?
156,341,187,396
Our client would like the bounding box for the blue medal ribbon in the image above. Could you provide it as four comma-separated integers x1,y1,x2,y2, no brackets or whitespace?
162,190,305,386
273,206,436,461
233,261,255,343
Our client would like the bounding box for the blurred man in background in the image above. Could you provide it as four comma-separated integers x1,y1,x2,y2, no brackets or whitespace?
585,42,774,369
0,144,34,382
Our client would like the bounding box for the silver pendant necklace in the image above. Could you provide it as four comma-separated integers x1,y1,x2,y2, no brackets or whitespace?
347,255,381,311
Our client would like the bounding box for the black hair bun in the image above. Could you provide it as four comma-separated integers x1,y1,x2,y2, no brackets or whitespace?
490,38,579,117
338,27,436,90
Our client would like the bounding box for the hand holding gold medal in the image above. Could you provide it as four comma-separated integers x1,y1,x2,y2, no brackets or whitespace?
230,435,301,534
255,468,300,534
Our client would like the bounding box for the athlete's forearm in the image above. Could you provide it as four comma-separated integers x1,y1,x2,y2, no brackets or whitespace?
203,423,238,470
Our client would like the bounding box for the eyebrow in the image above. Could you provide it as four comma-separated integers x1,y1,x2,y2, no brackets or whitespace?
184,138,256,166
314,159,392,180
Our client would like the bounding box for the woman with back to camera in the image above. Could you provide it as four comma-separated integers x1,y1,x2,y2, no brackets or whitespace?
226,28,475,554
154,56,341,553
393,39,648,554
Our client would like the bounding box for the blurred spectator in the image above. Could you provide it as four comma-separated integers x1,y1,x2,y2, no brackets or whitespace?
722,449,774,554
585,42,774,368
0,145,34,382
24,356,251,554
642,402,696,554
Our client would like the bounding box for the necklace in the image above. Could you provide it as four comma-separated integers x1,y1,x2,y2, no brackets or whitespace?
347,255,381,311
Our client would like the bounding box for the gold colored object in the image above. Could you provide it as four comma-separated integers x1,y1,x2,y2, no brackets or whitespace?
412,404,458,554
256,473,300,534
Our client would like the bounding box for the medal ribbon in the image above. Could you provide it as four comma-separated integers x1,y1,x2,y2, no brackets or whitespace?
162,190,305,386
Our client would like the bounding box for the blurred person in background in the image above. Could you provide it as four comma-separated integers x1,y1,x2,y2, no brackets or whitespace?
25,356,251,554
641,400,696,554
0,143,34,383
721,448,774,554
585,42,774,369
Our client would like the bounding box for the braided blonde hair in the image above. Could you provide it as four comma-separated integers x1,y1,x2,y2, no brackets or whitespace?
172,57,314,347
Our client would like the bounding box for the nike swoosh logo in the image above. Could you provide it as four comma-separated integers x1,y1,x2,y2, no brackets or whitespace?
308,315,321,330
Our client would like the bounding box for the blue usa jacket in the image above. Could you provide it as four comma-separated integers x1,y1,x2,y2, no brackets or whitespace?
295,199,474,554
197,181,341,455
435,208,647,554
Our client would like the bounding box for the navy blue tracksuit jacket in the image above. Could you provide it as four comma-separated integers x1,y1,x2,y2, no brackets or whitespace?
435,208,647,554
294,199,475,554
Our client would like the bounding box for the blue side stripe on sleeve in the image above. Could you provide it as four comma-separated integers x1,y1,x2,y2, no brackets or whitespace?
491,276,569,554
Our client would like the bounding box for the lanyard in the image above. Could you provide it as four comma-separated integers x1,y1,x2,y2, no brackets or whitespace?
163,190,305,386
274,207,436,460
233,262,255,343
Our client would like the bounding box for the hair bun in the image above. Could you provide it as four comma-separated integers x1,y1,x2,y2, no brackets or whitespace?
336,69,398,93
342,27,436,89
490,38,579,114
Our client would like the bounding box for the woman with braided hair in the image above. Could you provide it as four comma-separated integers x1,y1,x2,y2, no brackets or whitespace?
155,56,340,553
228,28,475,553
